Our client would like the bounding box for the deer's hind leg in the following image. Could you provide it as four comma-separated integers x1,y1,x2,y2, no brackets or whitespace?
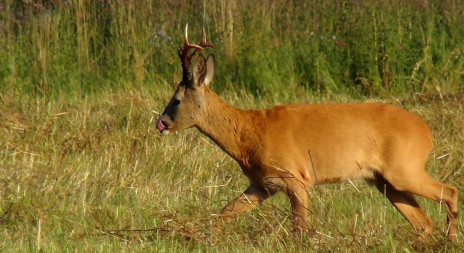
372,174,433,234
378,152,459,241
382,170,458,240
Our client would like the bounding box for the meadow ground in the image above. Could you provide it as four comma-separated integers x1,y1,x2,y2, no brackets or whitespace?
1,0,464,251
1,87,463,252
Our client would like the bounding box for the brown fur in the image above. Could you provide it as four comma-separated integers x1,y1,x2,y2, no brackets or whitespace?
156,54,458,240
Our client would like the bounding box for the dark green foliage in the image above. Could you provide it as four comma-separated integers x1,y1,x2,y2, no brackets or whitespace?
1,0,463,97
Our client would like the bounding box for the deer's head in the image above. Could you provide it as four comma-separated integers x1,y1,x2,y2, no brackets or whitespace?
156,24,215,135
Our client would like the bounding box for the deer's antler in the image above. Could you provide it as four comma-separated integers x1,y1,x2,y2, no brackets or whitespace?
178,23,214,81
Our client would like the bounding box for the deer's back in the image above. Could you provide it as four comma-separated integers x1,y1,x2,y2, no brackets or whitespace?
248,103,433,184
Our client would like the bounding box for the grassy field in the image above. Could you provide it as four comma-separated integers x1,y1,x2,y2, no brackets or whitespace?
1,88,464,252
1,0,464,252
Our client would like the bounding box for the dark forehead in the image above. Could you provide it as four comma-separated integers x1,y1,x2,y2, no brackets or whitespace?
173,84,190,98
177,80,196,91
175,84,186,93
178,75,195,88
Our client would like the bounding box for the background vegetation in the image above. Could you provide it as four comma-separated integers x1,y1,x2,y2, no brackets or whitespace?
1,0,463,97
1,0,463,251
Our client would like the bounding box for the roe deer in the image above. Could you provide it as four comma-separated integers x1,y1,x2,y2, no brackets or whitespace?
156,24,458,240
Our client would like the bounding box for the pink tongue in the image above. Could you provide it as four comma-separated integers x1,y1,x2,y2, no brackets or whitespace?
156,119,166,131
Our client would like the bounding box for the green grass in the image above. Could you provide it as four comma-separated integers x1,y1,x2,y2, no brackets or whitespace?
1,0,463,97
1,0,464,251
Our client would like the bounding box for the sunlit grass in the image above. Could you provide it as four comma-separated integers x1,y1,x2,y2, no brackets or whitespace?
1,87,463,251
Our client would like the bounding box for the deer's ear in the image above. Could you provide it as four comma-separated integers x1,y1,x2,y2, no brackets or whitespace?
203,54,215,86
192,55,206,86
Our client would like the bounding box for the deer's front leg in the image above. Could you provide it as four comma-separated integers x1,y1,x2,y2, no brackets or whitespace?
282,178,310,232
213,184,275,234
213,184,273,234
219,184,274,221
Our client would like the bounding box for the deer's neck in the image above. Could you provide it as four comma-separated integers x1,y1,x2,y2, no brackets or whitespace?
195,88,261,167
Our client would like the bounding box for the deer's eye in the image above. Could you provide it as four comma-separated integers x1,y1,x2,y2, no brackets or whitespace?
173,99,181,106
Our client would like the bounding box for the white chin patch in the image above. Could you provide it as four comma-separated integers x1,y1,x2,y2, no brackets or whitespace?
161,129,170,135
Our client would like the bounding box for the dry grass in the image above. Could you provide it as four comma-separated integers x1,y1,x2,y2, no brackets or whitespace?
0,88,463,252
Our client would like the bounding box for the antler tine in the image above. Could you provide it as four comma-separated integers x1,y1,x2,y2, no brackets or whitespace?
183,23,203,49
181,23,203,51
199,28,214,48
184,23,189,45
